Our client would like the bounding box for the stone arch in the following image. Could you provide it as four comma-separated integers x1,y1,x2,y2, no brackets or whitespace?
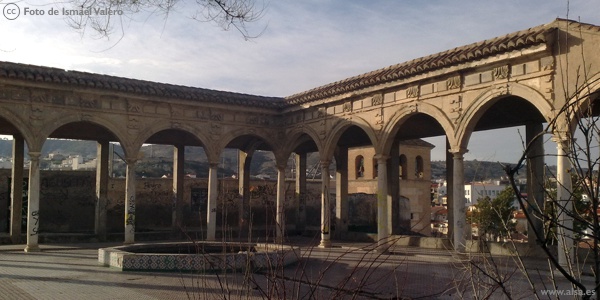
218,128,278,154
0,106,38,151
134,120,213,161
284,126,324,155
322,117,378,160
381,103,454,155
456,82,553,150
38,113,130,156
560,71,600,134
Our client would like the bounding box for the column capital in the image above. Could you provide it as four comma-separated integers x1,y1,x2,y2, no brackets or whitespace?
551,134,572,144
125,157,138,165
374,154,389,163
448,147,468,157
320,160,331,168
209,161,219,168
28,152,42,160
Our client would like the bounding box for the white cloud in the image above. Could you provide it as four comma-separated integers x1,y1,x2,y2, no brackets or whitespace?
1,0,599,161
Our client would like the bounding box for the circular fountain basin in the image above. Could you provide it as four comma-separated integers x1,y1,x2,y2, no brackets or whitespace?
98,241,300,272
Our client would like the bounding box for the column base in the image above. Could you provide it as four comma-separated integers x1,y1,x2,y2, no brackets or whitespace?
24,245,40,252
318,239,332,248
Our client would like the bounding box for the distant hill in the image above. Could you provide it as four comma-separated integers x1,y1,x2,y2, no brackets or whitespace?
0,139,550,181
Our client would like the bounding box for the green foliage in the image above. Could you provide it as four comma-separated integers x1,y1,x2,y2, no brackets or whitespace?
468,186,516,241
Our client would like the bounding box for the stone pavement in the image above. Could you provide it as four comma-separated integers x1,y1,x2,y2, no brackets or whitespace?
0,238,594,299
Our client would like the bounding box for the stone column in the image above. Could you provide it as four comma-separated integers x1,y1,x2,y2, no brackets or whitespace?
207,162,219,241
275,164,286,243
376,155,390,250
446,139,454,239
172,145,184,229
388,141,400,234
295,153,307,234
25,152,41,252
335,147,348,235
10,136,24,244
555,136,574,267
95,140,109,241
526,123,545,245
238,150,251,238
450,149,467,252
124,158,137,245
318,160,332,248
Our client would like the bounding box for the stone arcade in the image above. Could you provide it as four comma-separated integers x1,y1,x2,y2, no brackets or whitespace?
1,20,599,266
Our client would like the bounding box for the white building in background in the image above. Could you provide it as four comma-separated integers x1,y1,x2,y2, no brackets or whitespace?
435,180,510,207
464,182,508,206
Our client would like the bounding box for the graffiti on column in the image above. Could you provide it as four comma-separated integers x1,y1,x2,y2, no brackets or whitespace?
30,210,39,236
125,195,135,232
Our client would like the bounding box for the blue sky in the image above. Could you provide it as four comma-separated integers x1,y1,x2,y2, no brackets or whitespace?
1,0,599,162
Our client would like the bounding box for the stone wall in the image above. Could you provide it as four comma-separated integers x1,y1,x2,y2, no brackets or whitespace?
0,169,422,237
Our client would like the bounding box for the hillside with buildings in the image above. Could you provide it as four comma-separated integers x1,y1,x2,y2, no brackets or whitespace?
0,139,550,182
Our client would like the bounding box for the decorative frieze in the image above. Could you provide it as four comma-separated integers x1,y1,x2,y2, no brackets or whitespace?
375,108,384,130
342,102,352,113
317,107,326,118
246,115,270,125
209,122,222,140
79,98,99,109
446,75,461,90
127,116,140,129
209,113,223,121
492,65,510,79
406,86,419,98
449,96,463,124
371,94,383,106
0,88,29,101
30,105,43,121
127,102,141,113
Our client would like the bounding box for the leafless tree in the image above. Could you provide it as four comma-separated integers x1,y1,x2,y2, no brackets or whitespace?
62,0,265,40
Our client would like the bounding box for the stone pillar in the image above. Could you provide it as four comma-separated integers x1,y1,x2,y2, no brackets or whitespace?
25,152,41,252
124,158,137,245
207,162,219,241
446,139,454,239
238,150,251,238
10,136,24,244
526,123,545,245
376,154,390,251
388,141,400,234
275,164,286,243
95,140,109,241
335,147,348,235
450,149,467,252
555,136,574,267
172,145,184,229
318,160,332,248
295,153,307,234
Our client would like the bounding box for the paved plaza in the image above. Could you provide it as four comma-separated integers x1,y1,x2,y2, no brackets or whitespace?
0,237,594,299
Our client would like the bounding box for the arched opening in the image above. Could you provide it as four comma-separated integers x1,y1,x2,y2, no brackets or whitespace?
39,121,124,237
335,125,378,236
415,156,424,178
224,134,277,239
464,95,548,243
355,155,364,179
399,154,407,180
289,133,321,237
0,116,28,241
388,113,445,236
136,129,207,236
